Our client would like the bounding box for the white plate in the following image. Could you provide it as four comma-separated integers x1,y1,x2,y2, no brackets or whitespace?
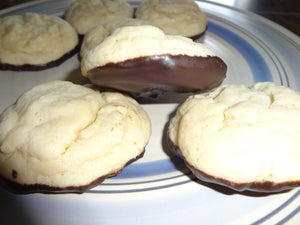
0,1,300,224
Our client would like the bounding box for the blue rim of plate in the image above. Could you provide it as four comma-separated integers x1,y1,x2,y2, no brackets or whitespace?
251,189,300,224
208,13,290,87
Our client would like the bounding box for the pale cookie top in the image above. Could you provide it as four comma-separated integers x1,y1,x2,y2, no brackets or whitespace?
0,81,151,187
80,18,150,58
169,82,300,184
81,25,216,76
135,0,207,37
0,13,78,66
64,0,134,35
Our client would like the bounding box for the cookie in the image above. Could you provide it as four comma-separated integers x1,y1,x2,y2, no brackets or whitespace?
168,82,300,192
135,0,207,39
80,18,150,58
0,13,79,71
81,25,226,98
64,0,134,35
0,81,151,194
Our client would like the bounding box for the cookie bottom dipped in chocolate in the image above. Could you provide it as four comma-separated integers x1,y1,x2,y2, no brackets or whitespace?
168,83,300,193
189,25,207,41
0,13,79,71
88,54,227,98
168,139,300,193
0,150,144,194
0,44,80,71
0,81,151,194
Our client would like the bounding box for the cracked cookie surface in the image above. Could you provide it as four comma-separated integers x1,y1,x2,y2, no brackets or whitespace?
0,13,79,70
168,82,300,192
0,81,151,193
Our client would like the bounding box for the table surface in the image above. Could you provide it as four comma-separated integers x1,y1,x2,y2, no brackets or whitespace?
0,0,299,36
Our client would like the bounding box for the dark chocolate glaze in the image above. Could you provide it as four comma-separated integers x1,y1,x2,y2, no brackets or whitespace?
167,137,300,193
0,149,145,194
88,54,227,98
0,42,80,71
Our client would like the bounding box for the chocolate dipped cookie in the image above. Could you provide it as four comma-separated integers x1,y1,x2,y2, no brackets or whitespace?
135,0,207,39
81,25,226,98
64,0,134,35
0,13,79,71
0,81,151,194
168,82,300,192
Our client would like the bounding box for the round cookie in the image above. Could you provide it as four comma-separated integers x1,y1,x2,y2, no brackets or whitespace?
64,0,134,35
80,18,150,58
0,81,151,194
0,13,79,71
81,25,226,98
135,0,207,39
168,82,300,192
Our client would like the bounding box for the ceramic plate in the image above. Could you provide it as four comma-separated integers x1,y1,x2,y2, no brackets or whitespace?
0,0,300,224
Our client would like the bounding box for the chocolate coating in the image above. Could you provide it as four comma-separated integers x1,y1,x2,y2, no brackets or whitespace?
88,54,227,98
0,43,80,71
168,137,300,193
189,25,207,41
0,149,144,194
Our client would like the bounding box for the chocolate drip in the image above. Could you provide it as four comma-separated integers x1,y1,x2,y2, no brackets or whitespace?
88,54,227,98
